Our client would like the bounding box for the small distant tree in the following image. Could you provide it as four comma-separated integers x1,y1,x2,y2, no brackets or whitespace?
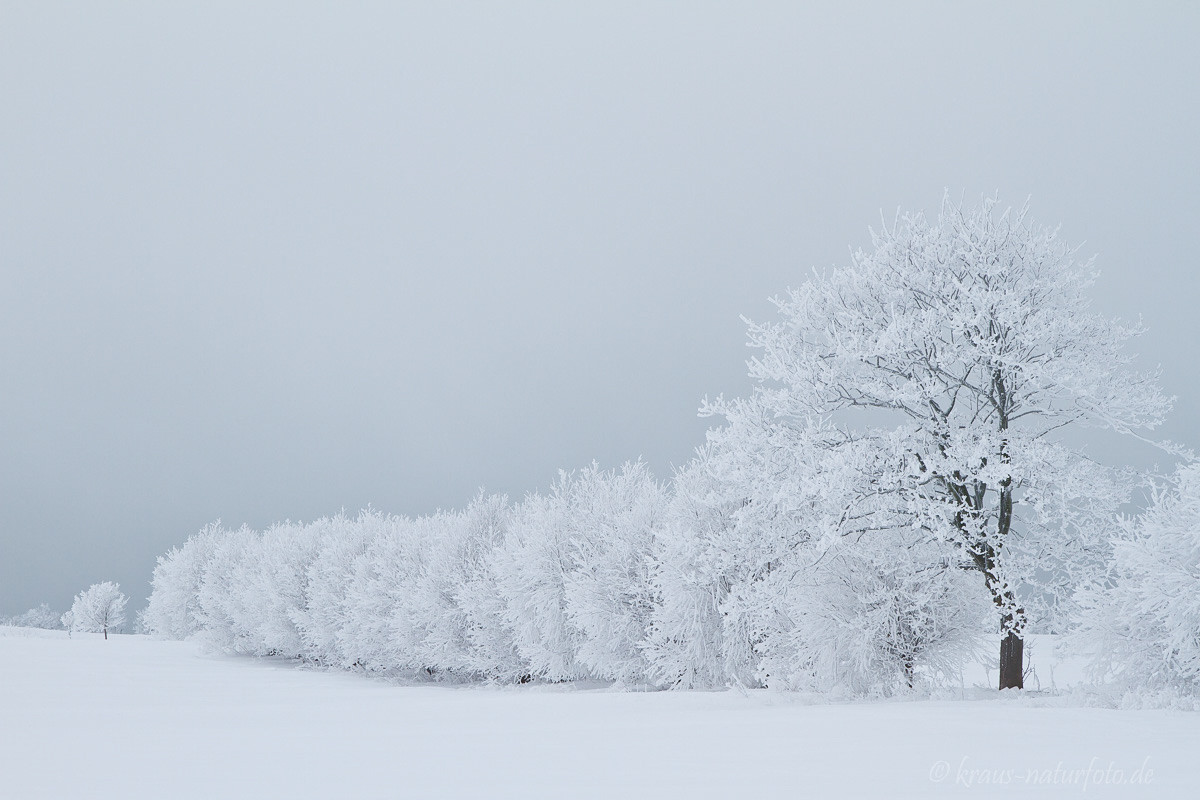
69,582,128,640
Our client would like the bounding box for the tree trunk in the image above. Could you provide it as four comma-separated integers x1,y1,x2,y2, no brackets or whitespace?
103,626,108,641
999,630,1023,689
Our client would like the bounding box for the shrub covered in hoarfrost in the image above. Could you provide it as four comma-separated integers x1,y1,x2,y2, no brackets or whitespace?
1074,465,1200,695
144,521,226,639
3,603,62,630
647,401,990,694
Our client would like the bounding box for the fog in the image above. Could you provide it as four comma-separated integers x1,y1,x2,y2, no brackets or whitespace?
3,2,1198,614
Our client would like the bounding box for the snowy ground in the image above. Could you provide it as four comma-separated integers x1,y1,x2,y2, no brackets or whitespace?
1,627,1196,799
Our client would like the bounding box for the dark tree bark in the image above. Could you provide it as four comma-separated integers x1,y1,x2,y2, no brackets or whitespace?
992,375,1023,690
948,470,1025,690
999,629,1023,690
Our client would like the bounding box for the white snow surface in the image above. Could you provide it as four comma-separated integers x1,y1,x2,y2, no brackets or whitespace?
2,627,1196,799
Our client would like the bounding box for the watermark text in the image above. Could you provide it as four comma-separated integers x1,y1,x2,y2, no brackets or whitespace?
929,756,1154,790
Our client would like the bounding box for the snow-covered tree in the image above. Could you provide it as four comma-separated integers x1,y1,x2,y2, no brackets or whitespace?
4,603,62,629
195,525,264,654
492,462,663,683
649,400,989,694
562,461,664,684
731,195,1171,688
337,509,428,672
452,493,529,681
1074,464,1200,695
69,582,128,639
645,453,752,689
372,510,461,675
143,521,226,639
296,512,374,665
410,493,526,680
495,475,591,682
245,520,324,658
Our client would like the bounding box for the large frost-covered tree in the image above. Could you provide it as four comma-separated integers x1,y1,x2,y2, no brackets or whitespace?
738,196,1171,689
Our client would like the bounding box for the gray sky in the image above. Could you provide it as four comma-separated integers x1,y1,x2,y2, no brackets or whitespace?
3,2,1198,615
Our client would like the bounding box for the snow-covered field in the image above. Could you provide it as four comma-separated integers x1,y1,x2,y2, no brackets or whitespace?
1,627,1196,799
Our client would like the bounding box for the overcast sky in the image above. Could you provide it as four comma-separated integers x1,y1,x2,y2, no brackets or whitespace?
2,2,1198,615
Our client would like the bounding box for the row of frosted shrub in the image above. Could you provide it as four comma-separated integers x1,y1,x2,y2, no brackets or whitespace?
146,463,670,685
145,456,997,694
